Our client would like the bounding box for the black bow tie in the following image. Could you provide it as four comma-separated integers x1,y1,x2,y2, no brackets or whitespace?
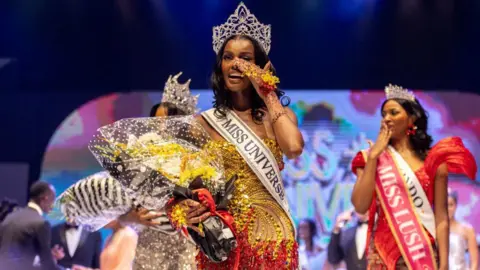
357,220,368,226
65,223,79,230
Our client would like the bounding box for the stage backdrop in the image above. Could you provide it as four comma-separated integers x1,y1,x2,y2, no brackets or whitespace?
41,90,480,248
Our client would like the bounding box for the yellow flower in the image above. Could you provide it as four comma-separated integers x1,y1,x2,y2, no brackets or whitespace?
171,204,187,228
241,65,280,87
132,142,189,158
260,71,280,86
96,139,223,190
178,165,217,186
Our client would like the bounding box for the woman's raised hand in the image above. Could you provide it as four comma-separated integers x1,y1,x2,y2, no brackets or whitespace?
367,121,392,159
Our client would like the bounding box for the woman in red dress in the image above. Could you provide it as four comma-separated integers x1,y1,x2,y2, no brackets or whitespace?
351,84,477,269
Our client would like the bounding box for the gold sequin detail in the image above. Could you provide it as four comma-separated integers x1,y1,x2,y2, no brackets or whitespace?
203,138,294,246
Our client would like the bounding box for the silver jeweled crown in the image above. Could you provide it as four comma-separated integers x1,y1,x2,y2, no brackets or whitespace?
161,72,199,115
385,84,416,102
212,2,271,55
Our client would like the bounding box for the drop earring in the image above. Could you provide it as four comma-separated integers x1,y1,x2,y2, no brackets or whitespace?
406,124,417,136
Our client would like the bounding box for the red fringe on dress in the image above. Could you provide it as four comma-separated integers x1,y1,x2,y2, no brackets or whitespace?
196,219,299,270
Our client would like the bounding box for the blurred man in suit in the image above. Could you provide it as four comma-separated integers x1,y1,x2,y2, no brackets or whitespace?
0,198,19,223
327,210,368,270
51,221,102,270
0,181,64,270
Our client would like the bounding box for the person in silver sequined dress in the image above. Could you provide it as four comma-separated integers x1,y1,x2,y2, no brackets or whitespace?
121,208,197,270
120,72,199,270
448,189,478,270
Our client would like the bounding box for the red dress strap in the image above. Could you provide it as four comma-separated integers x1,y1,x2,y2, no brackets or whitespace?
351,151,367,175
424,137,477,180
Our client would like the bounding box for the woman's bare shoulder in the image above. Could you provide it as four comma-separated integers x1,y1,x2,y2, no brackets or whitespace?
194,113,206,124
195,113,211,131
194,113,223,140
460,222,475,232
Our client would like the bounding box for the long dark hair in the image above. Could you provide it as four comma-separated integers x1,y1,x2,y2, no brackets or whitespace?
211,35,289,123
381,98,433,160
149,102,186,117
297,218,317,243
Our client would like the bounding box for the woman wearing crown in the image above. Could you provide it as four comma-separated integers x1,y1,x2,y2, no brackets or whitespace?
58,73,200,270
350,84,477,269
119,72,199,270
165,2,304,269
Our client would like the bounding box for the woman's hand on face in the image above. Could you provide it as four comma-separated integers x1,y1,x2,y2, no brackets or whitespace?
232,58,274,98
368,121,392,159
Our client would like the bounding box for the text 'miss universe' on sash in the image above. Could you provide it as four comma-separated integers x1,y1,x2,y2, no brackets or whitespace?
202,108,296,234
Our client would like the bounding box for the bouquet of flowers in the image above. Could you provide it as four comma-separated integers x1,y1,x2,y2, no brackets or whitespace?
87,116,237,261
88,116,226,210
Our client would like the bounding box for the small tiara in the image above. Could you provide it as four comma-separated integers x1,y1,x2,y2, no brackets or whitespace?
161,72,199,115
385,84,416,102
212,2,271,54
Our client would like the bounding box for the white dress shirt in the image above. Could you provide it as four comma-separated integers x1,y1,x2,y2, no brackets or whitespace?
66,226,83,257
355,223,368,260
27,201,43,216
29,202,43,267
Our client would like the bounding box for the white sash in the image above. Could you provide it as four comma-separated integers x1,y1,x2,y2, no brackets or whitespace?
388,146,436,239
202,108,296,234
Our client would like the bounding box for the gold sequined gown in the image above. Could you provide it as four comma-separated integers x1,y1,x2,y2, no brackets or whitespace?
133,228,197,270
197,138,298,270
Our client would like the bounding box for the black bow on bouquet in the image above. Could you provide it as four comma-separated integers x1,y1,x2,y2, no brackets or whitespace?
167,175,238,263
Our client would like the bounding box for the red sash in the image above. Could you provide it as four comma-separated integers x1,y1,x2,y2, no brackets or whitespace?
374,149,437,270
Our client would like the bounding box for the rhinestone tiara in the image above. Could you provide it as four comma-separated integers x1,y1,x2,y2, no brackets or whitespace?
212,2,271,54
161,72,199,115
385,84,416,102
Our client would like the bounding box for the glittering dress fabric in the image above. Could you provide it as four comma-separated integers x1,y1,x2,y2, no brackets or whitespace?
133,229,197,270
196,139,298,270
448,232,468,270
351,137,477,269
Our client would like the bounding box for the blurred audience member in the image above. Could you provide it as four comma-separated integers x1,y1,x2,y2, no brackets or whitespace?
0,198,19,223
448,189,478,270
298,218,330,270
327,210,368,270
51,221,102,270
0,181,64,269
